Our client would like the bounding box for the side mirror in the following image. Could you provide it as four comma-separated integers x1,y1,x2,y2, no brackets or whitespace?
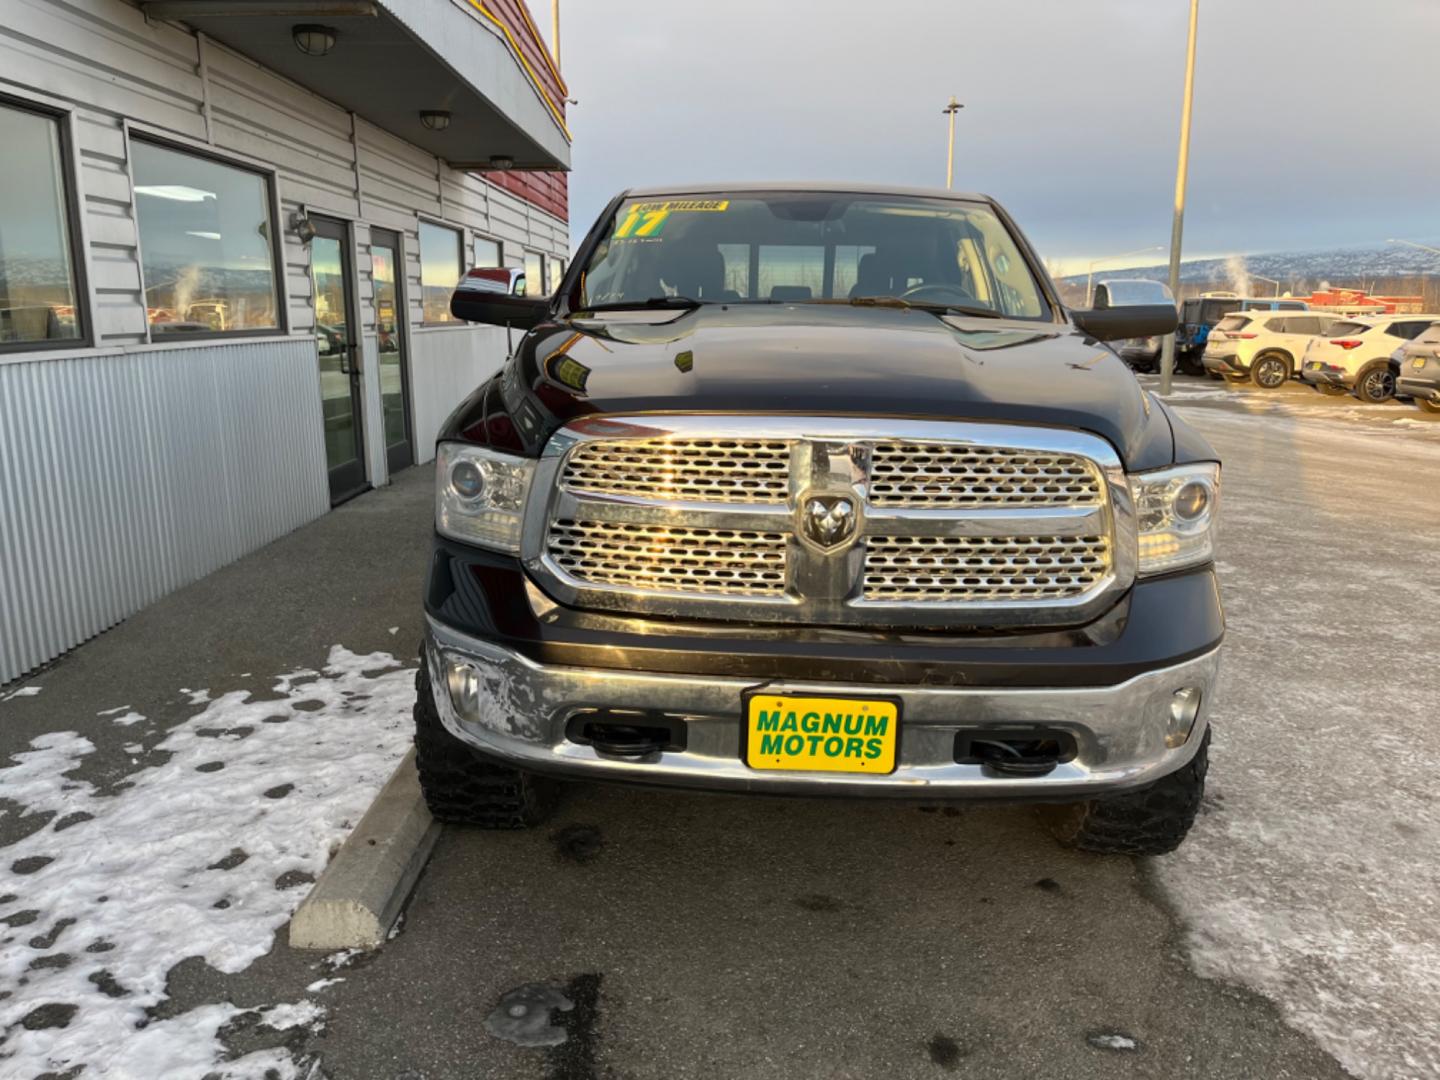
1071,304,1178,342
450,267,547,328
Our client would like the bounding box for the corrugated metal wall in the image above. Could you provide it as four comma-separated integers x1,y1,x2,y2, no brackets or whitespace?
0,340,329,684
0,0,570,684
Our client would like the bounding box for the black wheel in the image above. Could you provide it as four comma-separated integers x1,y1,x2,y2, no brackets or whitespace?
1178,351,1206,377
1251,353,1291,389
1314,382,1348,397
413,660,557,828
1354,365,1396,404
1043,729,1209,856
1418,398,1440,415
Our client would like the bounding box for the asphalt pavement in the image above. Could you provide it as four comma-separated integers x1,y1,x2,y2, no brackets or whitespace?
6,375,1438,1079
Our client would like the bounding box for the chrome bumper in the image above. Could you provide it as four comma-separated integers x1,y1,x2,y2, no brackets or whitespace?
424,617,1220,800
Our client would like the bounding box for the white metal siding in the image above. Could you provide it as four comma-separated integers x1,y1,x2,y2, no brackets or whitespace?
410,326,508,458
0,0,569,682
0,340,329,684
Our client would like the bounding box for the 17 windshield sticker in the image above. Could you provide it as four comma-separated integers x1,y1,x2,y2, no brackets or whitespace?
613,199,730,239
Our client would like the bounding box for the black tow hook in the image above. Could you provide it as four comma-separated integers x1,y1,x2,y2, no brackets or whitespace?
587,725,671,758
565,711,688,759
968,740,1061,777
954,728,1078,777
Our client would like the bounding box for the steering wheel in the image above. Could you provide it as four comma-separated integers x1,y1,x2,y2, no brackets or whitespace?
898,282,979,305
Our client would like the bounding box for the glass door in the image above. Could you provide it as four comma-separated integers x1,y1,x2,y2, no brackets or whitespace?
370,228,414,473
311,217,367,504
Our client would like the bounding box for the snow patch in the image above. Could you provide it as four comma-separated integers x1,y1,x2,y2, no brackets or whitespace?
305,977,345,993
110,710,147,728
0,647,414,1079
3,685,42,701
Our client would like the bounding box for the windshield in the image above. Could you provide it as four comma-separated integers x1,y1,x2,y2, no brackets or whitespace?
575,193,1049,319
1328,321,1371,336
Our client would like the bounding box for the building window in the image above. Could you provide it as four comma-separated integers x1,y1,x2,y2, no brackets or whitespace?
0,102,84,350
474,237,501,269
419,220,462,323
547,257,564,295
131,139,279,336
524,251,544,298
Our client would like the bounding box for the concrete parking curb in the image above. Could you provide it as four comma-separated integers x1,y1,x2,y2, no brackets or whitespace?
289,748,439,950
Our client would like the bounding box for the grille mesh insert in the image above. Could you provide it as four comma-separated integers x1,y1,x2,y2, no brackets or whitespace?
869,443,1102,508
863,535,1110,601
561,438,792,504
548,519,788,596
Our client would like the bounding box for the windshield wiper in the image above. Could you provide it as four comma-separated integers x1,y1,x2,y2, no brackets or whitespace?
812,296,1006,320
581,296,710,312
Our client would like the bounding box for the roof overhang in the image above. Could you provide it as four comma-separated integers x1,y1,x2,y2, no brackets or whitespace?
143,0,569,170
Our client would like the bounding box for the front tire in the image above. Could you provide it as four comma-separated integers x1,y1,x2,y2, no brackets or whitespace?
1355,365,1396,404
1251,353,1291,389
1044,729,1209,856
1418,397,1440,414
413,660,557,828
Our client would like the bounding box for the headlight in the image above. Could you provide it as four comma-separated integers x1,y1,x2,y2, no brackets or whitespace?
1130,462,1219,575
435,441,535,553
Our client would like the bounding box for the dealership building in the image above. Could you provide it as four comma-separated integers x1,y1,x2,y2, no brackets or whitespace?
0,0,571,684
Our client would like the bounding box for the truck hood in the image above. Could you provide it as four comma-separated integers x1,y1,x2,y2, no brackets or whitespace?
449,304,1177,471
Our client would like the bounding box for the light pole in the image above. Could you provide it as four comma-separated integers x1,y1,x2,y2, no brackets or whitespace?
551,0,560,65
1086,246,1165,306
943,97,964,189
1160,0,1200,394
1249,272,1281,297
1388,238,1440,258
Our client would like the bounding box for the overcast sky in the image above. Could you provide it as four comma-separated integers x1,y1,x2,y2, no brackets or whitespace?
552,0,1440,274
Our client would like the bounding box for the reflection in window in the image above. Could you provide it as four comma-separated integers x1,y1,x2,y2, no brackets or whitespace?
0,103,82,347
758,245,824,301
132,140,278,335
474,237,501,269
372,241,407,451
420,221,462,323
525,251,544,298
547,257,564,295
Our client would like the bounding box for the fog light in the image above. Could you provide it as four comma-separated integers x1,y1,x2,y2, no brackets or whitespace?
445,659,481,720
1165,686,1202,748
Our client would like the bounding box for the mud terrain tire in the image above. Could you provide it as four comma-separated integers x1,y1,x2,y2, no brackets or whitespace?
1044,728,1209,856
413,660,556,828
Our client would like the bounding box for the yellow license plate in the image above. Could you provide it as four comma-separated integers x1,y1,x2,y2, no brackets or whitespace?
744,693,899,773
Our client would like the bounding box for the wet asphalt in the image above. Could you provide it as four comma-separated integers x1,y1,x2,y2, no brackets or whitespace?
9,374,1432,1078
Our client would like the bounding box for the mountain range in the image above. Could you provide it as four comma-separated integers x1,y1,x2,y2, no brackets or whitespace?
1062,244,1440,292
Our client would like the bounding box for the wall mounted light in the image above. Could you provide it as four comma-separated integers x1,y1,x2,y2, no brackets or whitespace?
420,110,451,132
292,25,337,56
290,211,317,245
488,154,515,170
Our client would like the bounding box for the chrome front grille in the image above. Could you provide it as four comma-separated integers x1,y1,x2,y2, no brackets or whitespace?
862,535,1111,601
869,443,1103,508
526,417,1135,628
561,438,791,504
548,519,788,596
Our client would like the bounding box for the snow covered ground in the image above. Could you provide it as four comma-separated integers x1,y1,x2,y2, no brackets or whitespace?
0,647,415,1078
1158,406,1440,1080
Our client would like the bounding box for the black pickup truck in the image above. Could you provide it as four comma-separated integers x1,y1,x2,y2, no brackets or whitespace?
417,184,1222,856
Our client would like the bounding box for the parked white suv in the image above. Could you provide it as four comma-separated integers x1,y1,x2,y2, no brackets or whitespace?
1202,311,1342,389
1299,314,1440,403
